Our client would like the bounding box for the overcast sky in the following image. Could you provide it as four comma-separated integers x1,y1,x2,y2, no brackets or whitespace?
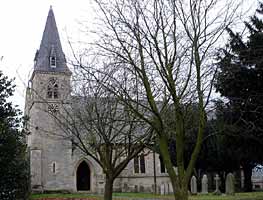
0,0,95,111
0,0,258,112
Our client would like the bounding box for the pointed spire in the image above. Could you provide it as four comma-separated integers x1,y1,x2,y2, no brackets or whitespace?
34,6,71,74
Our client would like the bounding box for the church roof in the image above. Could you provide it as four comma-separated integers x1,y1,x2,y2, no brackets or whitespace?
34,6,71,74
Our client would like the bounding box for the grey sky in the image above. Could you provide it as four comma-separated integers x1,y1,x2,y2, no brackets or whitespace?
0,0,258,112
0,0,94,111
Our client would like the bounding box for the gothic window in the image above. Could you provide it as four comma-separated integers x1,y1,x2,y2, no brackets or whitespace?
47,85,52,98
159,156,166,173
134,156,139,173
47,78,59,99
134,154,146,174
48,104,59,114
140,154,146,173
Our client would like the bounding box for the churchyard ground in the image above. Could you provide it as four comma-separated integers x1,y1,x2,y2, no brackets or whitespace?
31,192,263,200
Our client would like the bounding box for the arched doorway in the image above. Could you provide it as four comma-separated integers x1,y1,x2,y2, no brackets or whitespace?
76,161,90,191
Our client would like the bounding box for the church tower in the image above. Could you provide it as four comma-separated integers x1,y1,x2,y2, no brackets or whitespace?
25,7,73,192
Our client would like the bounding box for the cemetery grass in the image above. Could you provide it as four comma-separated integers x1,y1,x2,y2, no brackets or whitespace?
30,192,263,199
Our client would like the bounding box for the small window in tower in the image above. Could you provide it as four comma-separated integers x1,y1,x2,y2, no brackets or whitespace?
50,56,56,68
53,84,58,99
52,162,56,174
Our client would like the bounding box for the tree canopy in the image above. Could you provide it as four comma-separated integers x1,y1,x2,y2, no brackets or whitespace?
215,2,263,191
0,71,29,200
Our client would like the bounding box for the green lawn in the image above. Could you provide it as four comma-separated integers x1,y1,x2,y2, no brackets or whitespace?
190,192,263,200
31,192,263,200
31,193,100,199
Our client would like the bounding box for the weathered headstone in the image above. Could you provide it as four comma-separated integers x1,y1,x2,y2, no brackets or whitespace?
225,173,235,195
134,185,138,193
152,184,155,193
213,174,221,195
123,183,128,192
158,185,161,194
160,183,165,195
139,185,144,193
167,182,171,194
190,176,197,195
201,174,208,194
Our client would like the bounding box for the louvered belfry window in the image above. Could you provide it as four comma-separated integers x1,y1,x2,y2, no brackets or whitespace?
47,78,59,99
50,56,56,68
50,45,56,68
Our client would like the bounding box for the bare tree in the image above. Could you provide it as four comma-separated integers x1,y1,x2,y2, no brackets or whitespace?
71,0,244,199
50,70,151,200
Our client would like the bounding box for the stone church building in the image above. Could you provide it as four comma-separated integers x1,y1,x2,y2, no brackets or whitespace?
25,7,172,194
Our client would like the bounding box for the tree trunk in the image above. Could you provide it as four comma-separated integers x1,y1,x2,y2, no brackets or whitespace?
104,175,114,200
242,163,253,192
174,186,188,200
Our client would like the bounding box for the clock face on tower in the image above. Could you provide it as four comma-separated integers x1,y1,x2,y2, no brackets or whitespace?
48,103,59,114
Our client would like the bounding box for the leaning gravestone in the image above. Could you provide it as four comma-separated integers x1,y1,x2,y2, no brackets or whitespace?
190,176,197,195
225,173,235,195
201,174,208,194
213,174,221,195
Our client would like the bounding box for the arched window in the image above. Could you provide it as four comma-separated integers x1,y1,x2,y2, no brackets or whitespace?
140,154,145,173
134,154,146,174
47,78,59,99
134,156,139,173
159,156,166,173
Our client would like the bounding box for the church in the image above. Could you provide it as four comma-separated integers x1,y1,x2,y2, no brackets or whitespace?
25,7,172,194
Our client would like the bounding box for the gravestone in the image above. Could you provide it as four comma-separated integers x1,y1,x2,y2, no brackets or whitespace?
190,176,197,195
225,173,235,195
201,174,208,194
166,182,170,194
152,184,155,193
123,183,128,192
134,185,138,193
213,174,221,195
158,185,161,194
160,183,165,195
139,185,144,193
